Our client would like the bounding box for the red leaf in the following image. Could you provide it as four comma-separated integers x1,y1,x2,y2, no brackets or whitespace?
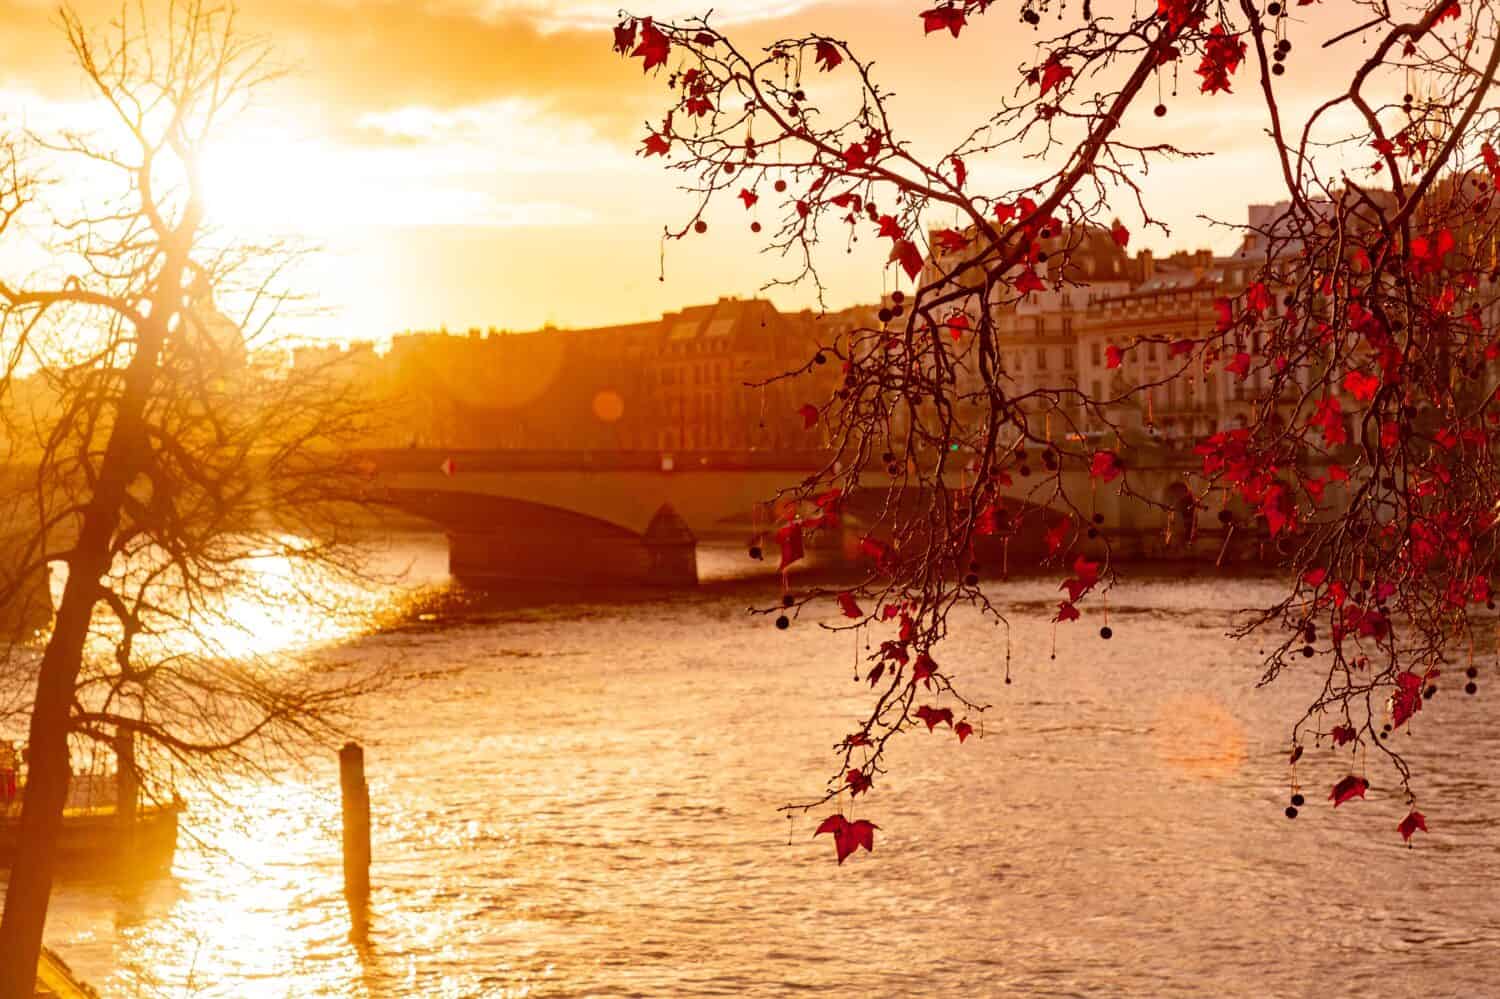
1014,268,1045,294
1038,57,1074,96
814,39,843,72
890,238,924,281
641,132,671,157
738,188,758,209
837,591,863,619
934,228,970,253
1053,600,1080,623
798,403,819,430
844,769,872,796
920,5,967,36
955,721,974,743
1105,344,1124,369
876,214,903,239
950,154,967,189
612,19,637,55
1342,369,1379,403
1330,724,1356,746
912,652,938,689
776,522,804,571
1226,352,1251,379
1329,775,1369,807
1090,450,1122,482
1398,810,1427,842
631,17,671,72
813,814,878,864
1110,219,1130,248
914,704,954,730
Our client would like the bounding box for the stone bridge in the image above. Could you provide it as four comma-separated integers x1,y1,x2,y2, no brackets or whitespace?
358,448,1205,586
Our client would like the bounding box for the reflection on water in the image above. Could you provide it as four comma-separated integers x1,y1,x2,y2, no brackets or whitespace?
9,534,1500,997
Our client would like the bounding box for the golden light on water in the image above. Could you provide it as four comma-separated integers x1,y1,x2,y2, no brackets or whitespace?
1150,694,1249,780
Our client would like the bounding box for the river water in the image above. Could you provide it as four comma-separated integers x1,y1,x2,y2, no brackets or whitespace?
11,532,1500,997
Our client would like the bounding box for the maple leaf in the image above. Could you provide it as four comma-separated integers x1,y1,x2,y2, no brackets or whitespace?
631,17,671,73
912,652,938,689
1038,57,1074,97
776,521,804,571
920,5,967,36
1054,600,1081,623
890,239,924,281
1329,775,1369,807
814,814,878,864
1343,369,1380,403
1014,268,1045,294
1105,344,1124,369
876,214,903,239
914,704,954,730
1398,810,1427,843
1110,219,1130,248
1045,517,1071,555
1090,450,1122,482
641,132,671,157
1435,1,1460,24
837,591,863,619
814,39,843,72
946,313,970,340
738,188,758,209
612,19,637,56
1226,352,1252,379
955,721,974,743
845,769,872,796
1196,23,1246,94
934,228,970,253
1213,296,1234,330
1330,724,1357,746
798,403,819,430
950,154,967,189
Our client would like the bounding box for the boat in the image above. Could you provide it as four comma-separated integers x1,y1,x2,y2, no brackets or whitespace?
0,798,182,873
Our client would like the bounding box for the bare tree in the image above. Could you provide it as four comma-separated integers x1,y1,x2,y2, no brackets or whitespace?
620,1,1500,860
0,4,389,988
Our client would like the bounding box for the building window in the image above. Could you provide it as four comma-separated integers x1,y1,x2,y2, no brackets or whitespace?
1090,341,1102,366
1063,347,1075,369
1147,341,1158,363
1036,348,1048,370
1032,317,1045,336
1062,317,1074,337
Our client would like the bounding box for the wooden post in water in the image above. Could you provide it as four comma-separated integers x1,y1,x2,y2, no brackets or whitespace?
339,742,371,928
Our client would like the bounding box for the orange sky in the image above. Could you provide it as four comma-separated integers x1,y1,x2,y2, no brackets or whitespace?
0,0,1436,341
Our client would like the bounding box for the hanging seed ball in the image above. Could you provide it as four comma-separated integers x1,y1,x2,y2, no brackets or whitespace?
1267,2,1282,13
1291,793,1305,807
1087,527,1099,539
1218,509,1233,523
751,221,762,233
1404,92,1414,103
782,593,795,607
774,179,788,192
1278,39,1292,54
775,614,790,630
887,462,900,476
694,220,708,234
1005,676,1013,684
1301,645,1314,658
965,572,980,586
1425,685,1438,699
1100,625,1113,640
813,351,826,364
1154,103,1167,117
1024,8,1039,23
1382,722,1392,732
878,307,893,323
749,545,763,560
881,450,895,462
1467,666,1479,679
892,305,905,318
1019,464,1033,477
1285,805,1298,819
1093,513,1105,525
794,89,806,101
1272,63,1285,76
1466,681,1479,695
891,290,906,304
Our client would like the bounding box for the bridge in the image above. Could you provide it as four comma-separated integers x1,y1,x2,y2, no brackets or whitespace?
358,448,1206,586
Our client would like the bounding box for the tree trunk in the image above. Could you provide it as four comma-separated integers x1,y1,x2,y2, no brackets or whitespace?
0,305,170,997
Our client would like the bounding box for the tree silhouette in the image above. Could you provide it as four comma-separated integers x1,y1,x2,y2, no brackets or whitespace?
0,4,387,987
619,1,1500,858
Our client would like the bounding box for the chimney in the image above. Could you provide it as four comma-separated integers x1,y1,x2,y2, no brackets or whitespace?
1137,248,1155,282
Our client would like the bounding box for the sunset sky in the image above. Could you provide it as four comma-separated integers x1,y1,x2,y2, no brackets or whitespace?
0,0,1420,341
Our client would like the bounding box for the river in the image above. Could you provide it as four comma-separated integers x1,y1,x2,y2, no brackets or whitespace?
9,532,1500,997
